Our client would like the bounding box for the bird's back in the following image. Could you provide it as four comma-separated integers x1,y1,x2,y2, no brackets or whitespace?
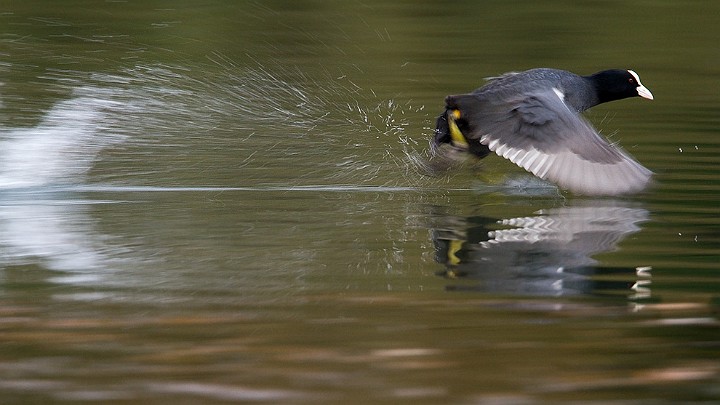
475,68,596,112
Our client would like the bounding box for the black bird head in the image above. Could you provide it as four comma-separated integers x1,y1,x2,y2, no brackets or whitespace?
590,69,654,104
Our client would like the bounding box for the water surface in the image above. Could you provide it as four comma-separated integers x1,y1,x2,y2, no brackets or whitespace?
1,2,718,403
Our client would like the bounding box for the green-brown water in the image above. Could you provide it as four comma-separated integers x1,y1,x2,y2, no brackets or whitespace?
1,2,718,403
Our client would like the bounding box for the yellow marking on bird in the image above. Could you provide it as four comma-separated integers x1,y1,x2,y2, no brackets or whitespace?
447,109,468,148
447,239,463,266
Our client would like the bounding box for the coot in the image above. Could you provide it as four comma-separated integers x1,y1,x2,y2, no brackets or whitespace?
433,68,654,196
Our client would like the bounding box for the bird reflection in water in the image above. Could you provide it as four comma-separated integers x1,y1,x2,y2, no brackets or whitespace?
431,201,652,300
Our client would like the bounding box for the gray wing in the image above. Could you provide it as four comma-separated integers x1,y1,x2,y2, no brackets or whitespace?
448,90,652,196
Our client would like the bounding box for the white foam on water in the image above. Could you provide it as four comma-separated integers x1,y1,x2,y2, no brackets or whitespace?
0,85,132,279
0,94,125,189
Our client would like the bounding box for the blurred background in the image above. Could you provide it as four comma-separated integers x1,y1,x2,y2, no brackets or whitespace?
1,1,718,403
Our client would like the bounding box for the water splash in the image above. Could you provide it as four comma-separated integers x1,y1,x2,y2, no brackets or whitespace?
0,57,439,281
0,75,136,278
0,93,126,188
82,56,436,188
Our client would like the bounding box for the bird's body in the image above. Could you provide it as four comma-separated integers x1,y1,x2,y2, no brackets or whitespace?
433,68,654,196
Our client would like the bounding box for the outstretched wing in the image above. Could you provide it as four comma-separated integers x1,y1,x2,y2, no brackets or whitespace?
446,90,652,196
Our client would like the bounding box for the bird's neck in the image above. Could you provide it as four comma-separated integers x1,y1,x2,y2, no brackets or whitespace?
568,76,601,112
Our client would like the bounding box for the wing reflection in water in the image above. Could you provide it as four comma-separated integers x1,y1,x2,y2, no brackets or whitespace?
431,201,652,298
